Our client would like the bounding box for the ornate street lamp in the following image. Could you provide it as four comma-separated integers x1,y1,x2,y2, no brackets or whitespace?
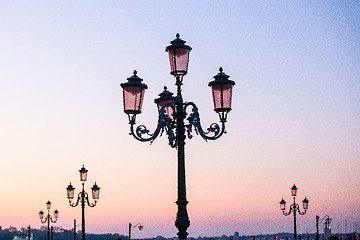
120,34,235,240
66,166,100,240
280,184,309,240
128,223,143,240
39,201,59,240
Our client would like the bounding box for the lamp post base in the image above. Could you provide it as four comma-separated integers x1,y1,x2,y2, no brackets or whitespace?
175,200,190,240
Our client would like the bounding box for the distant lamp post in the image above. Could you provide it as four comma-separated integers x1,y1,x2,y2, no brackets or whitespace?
120,33,235,240
39,201,59,240
129,223,143,240
280,184,309,240
66,165,100,240
320,215,332,239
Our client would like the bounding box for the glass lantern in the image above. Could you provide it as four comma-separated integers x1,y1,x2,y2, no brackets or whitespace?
302,197,309,210
91,182,100,200
66,183,75,199
208,67,235,113
291,184,298,197
79,165,88,182
120,70,148,116
154,86,176,120
165,33,192,77
280,198,286,211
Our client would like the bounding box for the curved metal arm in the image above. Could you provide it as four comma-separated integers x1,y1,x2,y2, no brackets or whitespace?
281,204,293,216
49,215,58,223
129,104,176,147
131,223,143,229
68,192,81,207
84,191,97,207
297,205,307,215
184,102,226,141
40,216,48,224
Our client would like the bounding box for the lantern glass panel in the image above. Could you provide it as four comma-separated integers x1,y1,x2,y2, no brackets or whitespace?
157,99,175,120
280,199,286,211
168,48,190,76
66,185,75,199
303,198,309,210
39,211,44,220
92,187,100,200
123,86,145,114
46,201,51,210
54,210,59,219
79,166,88,182
211,83,233,112
291,185,298,196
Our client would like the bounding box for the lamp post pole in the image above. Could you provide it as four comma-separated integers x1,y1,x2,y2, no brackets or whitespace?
129,223,143,240
39,201,59,240
280,184,309,240
66,166,101,240
120,34,235,240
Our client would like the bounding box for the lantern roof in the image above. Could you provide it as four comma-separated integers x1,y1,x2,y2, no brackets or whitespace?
66,183,75,190
154,86,176,104
91,182,100,190
121,70,148,89
165,33,192,51
208,67,235,86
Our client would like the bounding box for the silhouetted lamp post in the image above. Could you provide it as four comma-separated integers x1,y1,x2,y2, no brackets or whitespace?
66,166,100,240
129,223,143,240
39,201,59,240
120,34,235,240
280,184,309,240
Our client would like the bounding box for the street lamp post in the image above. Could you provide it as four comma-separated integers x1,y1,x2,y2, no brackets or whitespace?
129,223,143,240
39,201,59,240
120,34,235,240
66,166,101,240
280,184,309,240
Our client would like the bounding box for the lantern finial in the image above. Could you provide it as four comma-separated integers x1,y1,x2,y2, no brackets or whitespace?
176,33,180,38
219,67,223,73
133,70,137,75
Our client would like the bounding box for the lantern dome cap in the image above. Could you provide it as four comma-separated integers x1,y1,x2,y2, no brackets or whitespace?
91,182,100,190
209,67,235,87
121,70,148,89
154,86,176,104
165,33,192,51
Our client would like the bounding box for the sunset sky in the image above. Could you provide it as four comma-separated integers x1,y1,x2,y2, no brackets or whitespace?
0,1,359,238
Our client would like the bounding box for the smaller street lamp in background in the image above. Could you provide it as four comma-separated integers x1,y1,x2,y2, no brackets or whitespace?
66,165,100,240
280,184,309,240
39,201,59,240
317,215,332,240
129,223,143,240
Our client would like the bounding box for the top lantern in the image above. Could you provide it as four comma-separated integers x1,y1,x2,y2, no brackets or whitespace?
291,184,298,197
165,33,192,77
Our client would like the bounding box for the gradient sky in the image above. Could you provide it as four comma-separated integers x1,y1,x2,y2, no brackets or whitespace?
0,1,359,238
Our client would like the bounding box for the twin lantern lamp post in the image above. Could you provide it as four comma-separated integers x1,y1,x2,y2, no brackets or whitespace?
66,166,101,240
120,34,235,239
39,201,59,240
280,184,309,240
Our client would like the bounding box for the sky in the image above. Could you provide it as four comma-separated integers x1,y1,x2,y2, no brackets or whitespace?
0,0,359,238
